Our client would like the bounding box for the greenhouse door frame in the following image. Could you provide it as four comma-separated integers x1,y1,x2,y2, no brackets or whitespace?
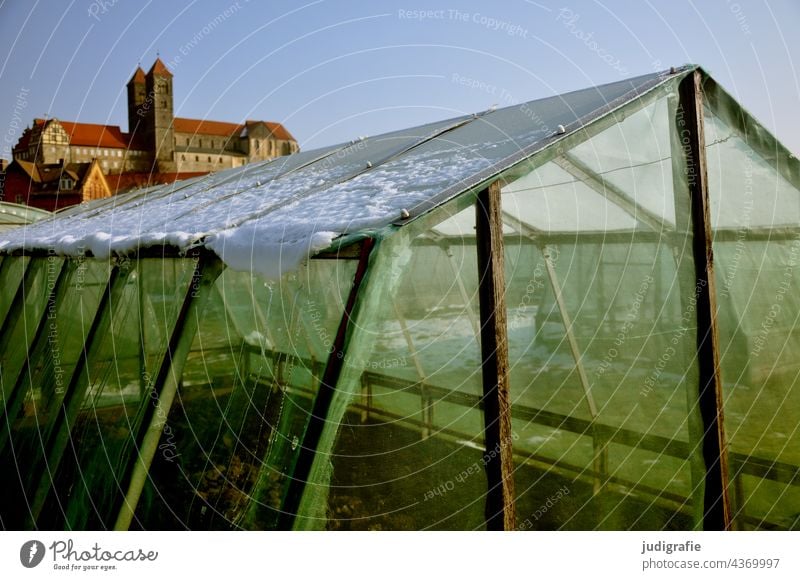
677,70,732,530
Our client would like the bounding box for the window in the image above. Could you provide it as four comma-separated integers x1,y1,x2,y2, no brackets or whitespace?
199,139,203,148
195,156,199,162
186,138,190,146
181,155,186,161
207,156,211,162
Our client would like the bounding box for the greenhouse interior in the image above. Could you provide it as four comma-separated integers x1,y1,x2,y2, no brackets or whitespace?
0,65,798,531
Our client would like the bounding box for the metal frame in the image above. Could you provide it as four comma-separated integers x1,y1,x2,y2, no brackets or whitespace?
114,253,224,530
25,261,130,526
278,238,375,529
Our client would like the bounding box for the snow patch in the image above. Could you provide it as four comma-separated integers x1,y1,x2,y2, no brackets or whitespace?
206,223,337,280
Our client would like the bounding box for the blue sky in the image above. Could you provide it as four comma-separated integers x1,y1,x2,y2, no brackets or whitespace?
1,0,798,158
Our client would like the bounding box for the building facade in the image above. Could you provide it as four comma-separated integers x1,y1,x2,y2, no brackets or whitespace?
12,58,299,176
2,158,111,211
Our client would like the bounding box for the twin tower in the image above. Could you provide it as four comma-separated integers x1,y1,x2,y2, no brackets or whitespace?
126,59,176,172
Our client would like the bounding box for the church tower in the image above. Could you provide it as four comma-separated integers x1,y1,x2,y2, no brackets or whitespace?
126,66,146,138
143,58,176,172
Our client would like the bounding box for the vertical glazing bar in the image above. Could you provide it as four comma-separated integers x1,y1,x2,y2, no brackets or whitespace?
0,259,73,452
541,244,607,495
475,181,516,531
278,239,375,530
0,257,37,360
0,256,30,332
114,255,224,530
668,89,709,530
25,261,128,526
393,302,431,439
677,69,732,530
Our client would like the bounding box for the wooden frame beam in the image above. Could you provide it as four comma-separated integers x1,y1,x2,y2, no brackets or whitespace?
677,70,732,530
475,181,516,530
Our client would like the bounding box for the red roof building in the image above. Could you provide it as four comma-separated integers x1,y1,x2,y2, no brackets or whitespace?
5,58,299,207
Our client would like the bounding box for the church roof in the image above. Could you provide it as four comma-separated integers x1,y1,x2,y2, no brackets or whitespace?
128,66,146,85
173,117,296,142
147,58,172,78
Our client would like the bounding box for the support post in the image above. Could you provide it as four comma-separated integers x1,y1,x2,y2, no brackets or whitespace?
677,70,732,530
114,255,224,530
475,181,517,531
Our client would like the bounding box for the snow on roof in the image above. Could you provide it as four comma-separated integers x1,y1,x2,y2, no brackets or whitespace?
0,68,685,279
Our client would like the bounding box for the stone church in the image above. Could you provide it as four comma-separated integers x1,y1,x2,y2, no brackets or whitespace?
12,58,299,176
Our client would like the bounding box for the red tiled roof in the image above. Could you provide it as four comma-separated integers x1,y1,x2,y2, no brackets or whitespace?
13,126,35,152
173,117,241,137
173,117,296,141
57,120,132,149
108,171,207,194
148,58,172,78
248,120,295,141
128,66,146,85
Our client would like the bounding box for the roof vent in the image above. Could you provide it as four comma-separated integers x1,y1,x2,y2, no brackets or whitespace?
556,125,566,135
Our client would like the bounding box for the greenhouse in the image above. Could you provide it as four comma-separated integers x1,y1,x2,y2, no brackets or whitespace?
0,65,798,531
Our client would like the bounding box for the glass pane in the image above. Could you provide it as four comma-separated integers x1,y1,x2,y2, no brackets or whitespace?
34,259,196,529
503,87,704,530
707,104,800,529
316,208,488,531
134,258,355,529
570,94,676,227
0,257,92,528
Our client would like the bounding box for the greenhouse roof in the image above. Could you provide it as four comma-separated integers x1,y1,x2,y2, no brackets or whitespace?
0,66,691,277
0,202,52,231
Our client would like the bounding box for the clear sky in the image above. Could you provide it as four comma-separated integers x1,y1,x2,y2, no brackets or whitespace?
1,0,798,159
